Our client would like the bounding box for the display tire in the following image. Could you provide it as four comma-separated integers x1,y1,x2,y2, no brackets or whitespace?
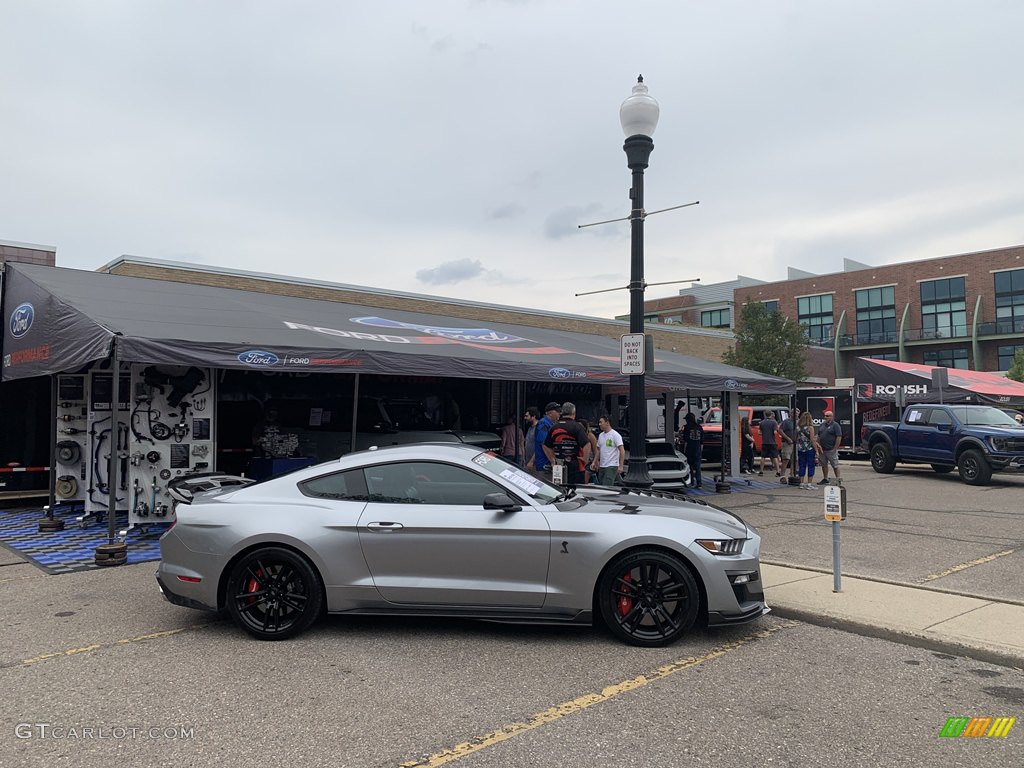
38,517,66,532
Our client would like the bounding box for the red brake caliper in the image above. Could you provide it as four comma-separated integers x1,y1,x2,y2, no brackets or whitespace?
246,568,264,605
617,571,634,616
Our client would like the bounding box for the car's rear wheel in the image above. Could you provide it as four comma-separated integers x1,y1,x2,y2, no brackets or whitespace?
597,549,699,647
930,464,954,474
225,547,323,640
957,449,992,486
870,442,896,474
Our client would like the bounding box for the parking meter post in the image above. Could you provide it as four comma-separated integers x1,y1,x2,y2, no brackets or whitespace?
823,484,847,592
832,520,842,593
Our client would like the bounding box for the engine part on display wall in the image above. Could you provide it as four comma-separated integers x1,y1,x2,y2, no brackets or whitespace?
159,469,171,480
146,451,162,464
56,441,81,465
55,475,79,499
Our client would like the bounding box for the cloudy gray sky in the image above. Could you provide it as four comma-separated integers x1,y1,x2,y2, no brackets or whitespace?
3,1,1023,318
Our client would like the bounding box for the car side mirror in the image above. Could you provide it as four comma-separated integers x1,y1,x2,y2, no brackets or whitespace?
483,492,521,512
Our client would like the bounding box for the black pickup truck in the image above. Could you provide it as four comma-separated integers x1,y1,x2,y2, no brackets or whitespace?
861,404,1024,485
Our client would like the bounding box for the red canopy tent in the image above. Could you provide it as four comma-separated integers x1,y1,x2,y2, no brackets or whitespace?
853,358,1024,406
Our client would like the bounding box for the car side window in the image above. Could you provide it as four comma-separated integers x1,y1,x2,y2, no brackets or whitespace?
299,469,368,501
927,409,953,427
363,461,506,506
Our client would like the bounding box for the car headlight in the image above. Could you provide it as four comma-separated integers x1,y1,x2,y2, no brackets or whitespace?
696,539,745,555
990,437,1008,452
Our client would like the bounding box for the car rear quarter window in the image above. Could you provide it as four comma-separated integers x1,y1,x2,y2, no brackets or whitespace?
299,469,368,501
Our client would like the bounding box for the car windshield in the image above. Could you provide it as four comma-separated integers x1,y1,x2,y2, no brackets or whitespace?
704,409,722,424
471,452,564,503
948,406,1022,427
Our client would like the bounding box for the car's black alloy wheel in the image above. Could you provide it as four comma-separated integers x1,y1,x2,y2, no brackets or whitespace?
226,547,323,640
870,443,896,474
957,449,992,486
598,549,699,647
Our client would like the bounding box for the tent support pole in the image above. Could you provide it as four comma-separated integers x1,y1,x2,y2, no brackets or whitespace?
95,338,127,565
38,373,66,531
349,373,360,454
48,374,57,510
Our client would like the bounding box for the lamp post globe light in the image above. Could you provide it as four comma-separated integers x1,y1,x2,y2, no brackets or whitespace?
620,75,659,488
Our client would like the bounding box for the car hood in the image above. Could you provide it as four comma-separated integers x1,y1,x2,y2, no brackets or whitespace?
573,487,749,539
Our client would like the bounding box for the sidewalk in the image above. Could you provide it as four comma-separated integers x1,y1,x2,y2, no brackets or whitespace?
762,563,1024,669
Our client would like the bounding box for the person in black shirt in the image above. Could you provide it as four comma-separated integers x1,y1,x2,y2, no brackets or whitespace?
542,402,591,486
678,412,704,488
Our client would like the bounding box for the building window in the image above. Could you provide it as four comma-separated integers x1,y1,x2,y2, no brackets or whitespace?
998,344,1024,370
797,294,833,342
763,300,779,314
864,353,898,361
700,308,730,328
920,277,966,338
855,286,897,343
994,268,1024,334
923,348,969,369
644,314,659,324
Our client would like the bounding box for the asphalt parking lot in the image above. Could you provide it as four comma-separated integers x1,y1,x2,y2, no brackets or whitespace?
1,462,1022,766
708,460,1024,602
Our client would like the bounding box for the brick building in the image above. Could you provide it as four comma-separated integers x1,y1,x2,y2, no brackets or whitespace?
0,239,56,267
730,244,1024,377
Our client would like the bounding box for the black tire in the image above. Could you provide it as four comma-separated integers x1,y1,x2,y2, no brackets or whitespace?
957,449,992,486
597,549,699,647
225,547,322,640
930,464,954,474
870,442,896,474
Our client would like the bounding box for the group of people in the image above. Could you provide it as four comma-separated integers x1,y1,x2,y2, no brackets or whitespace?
741,408,844,489
501,402,625,486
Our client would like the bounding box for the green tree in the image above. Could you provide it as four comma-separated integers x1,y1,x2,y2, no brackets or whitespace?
722,299,810,382
1007,349,1024,382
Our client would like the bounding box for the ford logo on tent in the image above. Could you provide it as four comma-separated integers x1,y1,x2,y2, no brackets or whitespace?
9,303,34,339
724,379,740,389
548,367,572,379
238,350,280,366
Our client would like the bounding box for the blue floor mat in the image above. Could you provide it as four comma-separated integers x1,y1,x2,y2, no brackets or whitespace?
0,506,165,575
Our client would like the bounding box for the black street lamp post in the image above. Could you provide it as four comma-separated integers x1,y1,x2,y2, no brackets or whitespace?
620,75,659,489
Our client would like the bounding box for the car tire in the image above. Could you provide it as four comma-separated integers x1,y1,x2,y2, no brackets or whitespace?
870,442,896,474
957,449,992,486
225,547,323,641
597,549,699,648
930,464,954,474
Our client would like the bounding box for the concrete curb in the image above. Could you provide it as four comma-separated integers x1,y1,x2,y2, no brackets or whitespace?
769,604,1024,671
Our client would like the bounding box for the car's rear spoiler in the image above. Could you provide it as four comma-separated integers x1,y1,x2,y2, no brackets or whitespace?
167,473,255,505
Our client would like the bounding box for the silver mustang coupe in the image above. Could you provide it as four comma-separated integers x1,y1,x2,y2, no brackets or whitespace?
157,443,769,646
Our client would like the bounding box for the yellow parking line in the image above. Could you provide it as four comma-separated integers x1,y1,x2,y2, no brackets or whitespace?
921,549,1016,583
398,621,797,768
19,623,210,667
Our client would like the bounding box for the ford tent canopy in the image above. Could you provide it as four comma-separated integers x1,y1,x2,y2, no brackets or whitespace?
853,357,1024,405
3,263,794,394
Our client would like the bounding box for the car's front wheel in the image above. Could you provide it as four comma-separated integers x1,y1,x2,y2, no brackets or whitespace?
225,547,323,640
597,549,699,647
870,442,897,474
957,449,992,486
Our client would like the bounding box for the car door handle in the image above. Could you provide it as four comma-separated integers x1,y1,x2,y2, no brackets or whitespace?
365,522,404,532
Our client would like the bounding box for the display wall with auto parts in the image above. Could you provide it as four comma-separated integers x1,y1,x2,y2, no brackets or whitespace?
54,363,214,528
